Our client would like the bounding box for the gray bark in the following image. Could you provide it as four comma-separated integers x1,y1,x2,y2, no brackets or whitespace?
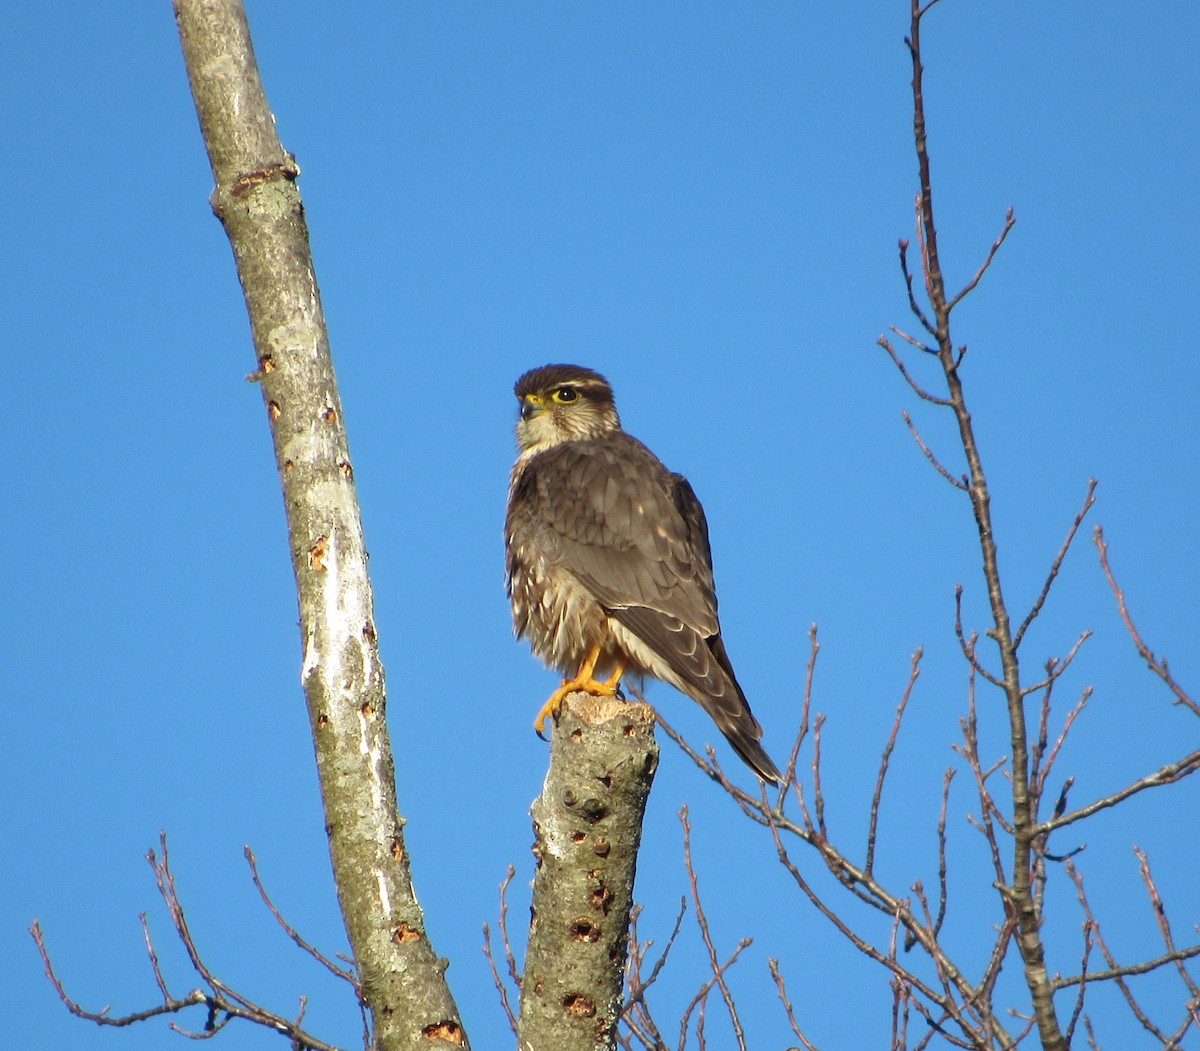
173,3,467,1047
517,695,659,1051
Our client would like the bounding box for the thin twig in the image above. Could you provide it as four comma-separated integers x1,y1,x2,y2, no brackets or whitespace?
877,335,950,404
954,670,1010,883
620,903,675,1051
1064,918,1095,1047
1038,747,1200,835
954,595,1003,687
769,959,821,1051
897,237,937,339
946,208,1016,312
1094,526,1200,717
1065,862,1169,1041
1035,686,1091,800
812,715,828,840
933,768,955,940
785,624,820,790
642,898,688,997
866,647,922,875
1020,634,1093,698
680,807,749,1051
245,847,359,989
496,864,521,992
1014,479,1097,650
30,835,347,1051
1135,846,1200,999
902,411,967,489
31,919,207,1028
481,917,518,1036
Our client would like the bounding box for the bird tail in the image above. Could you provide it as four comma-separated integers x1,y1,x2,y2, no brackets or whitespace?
722,726,783,785
704,635,783,784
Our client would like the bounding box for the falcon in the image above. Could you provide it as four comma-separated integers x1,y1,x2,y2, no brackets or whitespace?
504,363,781,784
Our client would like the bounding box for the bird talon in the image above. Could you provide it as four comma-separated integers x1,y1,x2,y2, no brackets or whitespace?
532,653,628,740
532,687,569,739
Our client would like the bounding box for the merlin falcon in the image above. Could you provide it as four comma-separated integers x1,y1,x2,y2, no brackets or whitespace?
504,364,781,784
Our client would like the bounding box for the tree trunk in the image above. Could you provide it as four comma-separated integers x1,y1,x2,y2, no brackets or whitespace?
173,3,467,1047
517,695,658,1051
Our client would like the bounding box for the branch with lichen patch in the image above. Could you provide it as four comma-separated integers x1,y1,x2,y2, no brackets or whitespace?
517,693,658,1051
173,2,465,1047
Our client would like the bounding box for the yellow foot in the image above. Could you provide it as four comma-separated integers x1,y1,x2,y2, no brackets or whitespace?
533,648,626,738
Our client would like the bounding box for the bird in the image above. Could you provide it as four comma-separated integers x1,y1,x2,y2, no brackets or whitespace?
504,363,782,784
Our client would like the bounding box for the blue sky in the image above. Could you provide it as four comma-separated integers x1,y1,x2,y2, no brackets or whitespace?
6,3,1199,1048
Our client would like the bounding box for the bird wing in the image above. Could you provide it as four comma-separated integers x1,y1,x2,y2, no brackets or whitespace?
516,433,719,630
513,433,779,782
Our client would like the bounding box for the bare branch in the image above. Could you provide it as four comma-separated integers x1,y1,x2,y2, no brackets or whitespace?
1021,635,1093,699
680,807,749,1051
652,705,770,827
763,807,984,1038
481,922,517,1037
900,3,1067,1036
677,940,752,1051
1135,846,1200,1000
877,335,952,405
482,866,520,1036
29,837,349,1051
619,903,677,1051
245,847,359,989
785,624,820,790
812,715,828,840
933,768,955,941
866,647,922,875
1063,918,1095,1047
946,207,1017,311
1033,686,1090,802
954,674,1011,882
140,911,172,1004
1095,526,1200,717
901,411,968,489
1014,479,1097,650
624,897,687,1014
497,865,522,996
1051,930,1200,991
954,594,1003,687
31,918,207,1029
897,235,937,339
1038,747,1200,835
769,959,821,1051
1065,862,1171,1041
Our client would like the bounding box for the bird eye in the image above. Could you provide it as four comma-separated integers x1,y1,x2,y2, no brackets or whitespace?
554,386,579,403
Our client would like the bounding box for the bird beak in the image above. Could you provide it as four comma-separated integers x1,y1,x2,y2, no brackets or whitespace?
520,395,543,421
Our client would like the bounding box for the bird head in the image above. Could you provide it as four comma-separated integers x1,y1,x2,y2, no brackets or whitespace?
513,364,621,451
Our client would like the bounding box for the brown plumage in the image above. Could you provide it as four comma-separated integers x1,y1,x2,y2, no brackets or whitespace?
505,363,781,783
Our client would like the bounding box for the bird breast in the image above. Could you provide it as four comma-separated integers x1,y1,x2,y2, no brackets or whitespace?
507,540,609,675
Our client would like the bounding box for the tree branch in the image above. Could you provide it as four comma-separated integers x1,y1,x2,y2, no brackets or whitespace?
245,847,361,990
1014,479,1097,650
30,835,347,1051
1038,747,1200,836
681,806,749,1050
1094,526,1200,717
517,694,658,1051
173,3,465,1047
904,0,1060,1043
